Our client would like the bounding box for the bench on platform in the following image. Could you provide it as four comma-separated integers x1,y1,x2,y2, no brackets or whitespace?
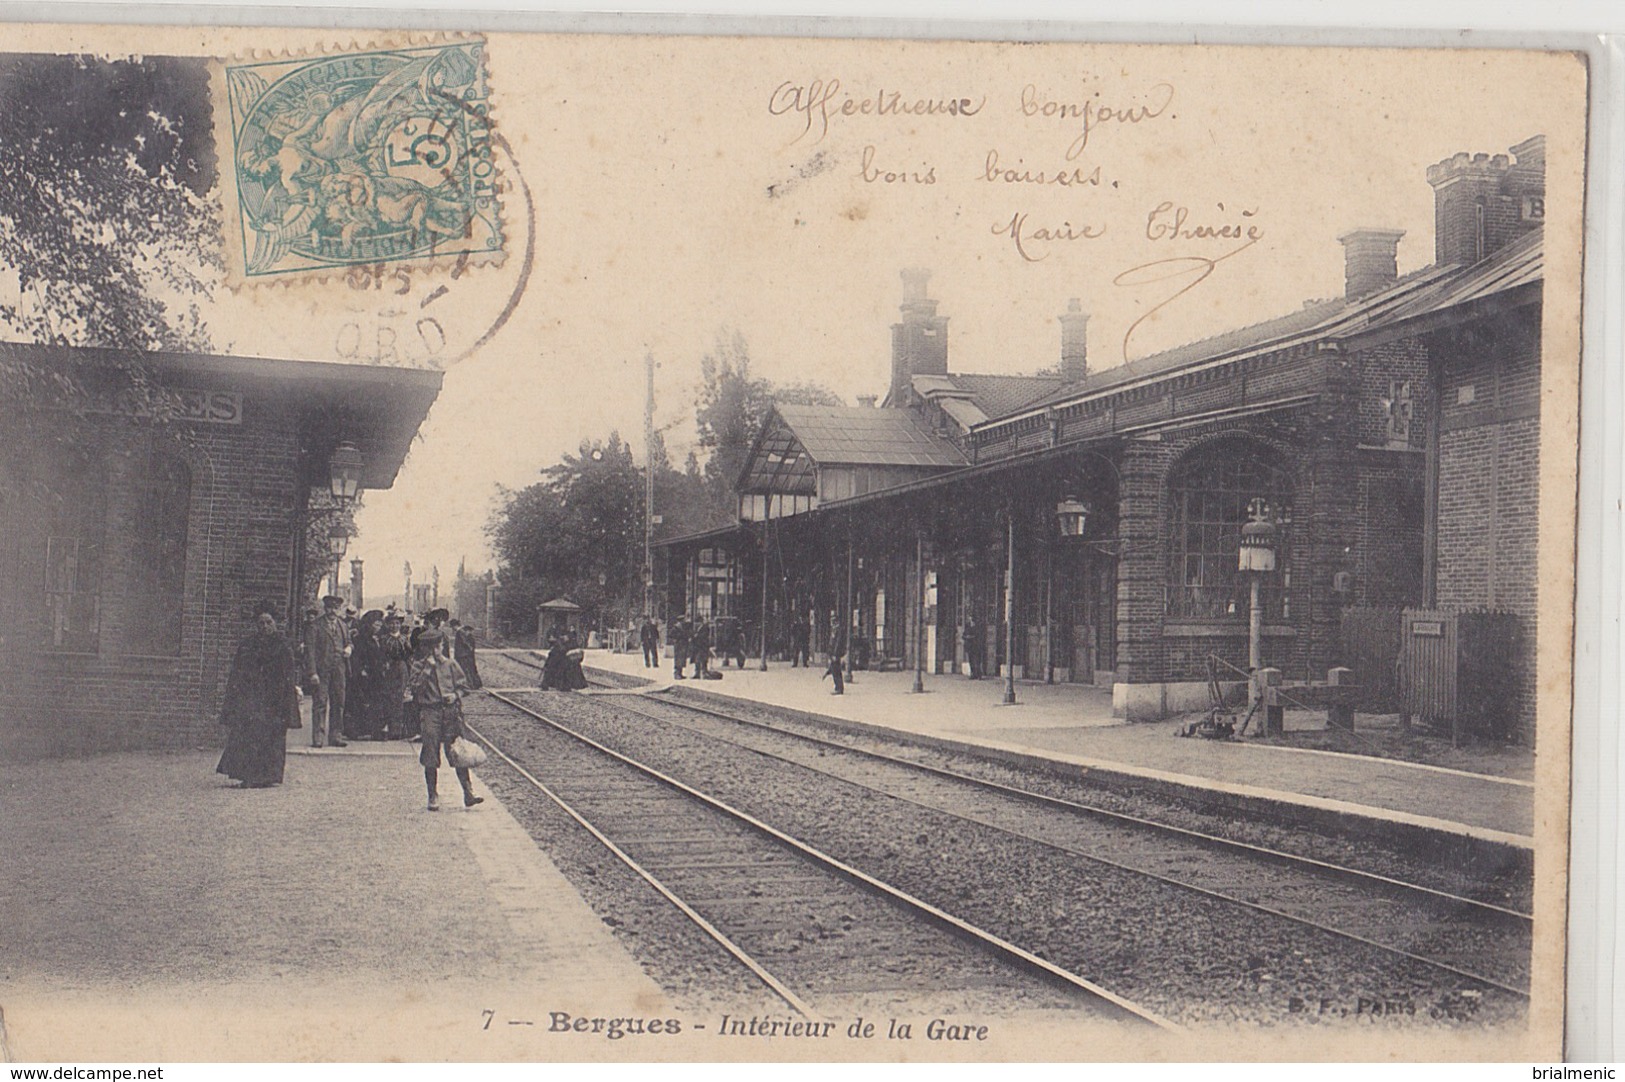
1256,667,1359,733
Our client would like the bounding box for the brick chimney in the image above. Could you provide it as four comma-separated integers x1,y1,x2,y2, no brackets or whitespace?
1058,298,1089,382
889,267,948,407
1337,229,1404,300
1426,136,1543,267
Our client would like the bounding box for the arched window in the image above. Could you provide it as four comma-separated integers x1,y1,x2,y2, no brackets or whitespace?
123,443,191,656
41,439,108,653
1166,441,1293,620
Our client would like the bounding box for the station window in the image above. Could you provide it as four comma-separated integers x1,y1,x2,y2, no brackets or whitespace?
1166,442,1293,621
41,444,109,653
123,444,191,656
692,547,739,620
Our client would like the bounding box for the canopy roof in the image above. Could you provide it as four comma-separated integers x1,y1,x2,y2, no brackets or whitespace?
2,342,444,490
737,403,966,494
985,230,1542,437
538,597,582,612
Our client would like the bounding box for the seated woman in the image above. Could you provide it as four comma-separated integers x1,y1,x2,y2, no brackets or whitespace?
539,639,588,691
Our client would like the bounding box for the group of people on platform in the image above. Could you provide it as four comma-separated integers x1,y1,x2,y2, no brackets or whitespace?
215,597,486,811
296,598,484,748
626,609,989,697
657,614,745,680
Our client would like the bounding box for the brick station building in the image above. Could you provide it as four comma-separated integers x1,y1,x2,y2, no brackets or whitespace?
659,136,1547,742
0,345,442,758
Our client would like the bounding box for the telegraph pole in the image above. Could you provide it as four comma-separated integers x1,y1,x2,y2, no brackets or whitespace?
644,352,656,621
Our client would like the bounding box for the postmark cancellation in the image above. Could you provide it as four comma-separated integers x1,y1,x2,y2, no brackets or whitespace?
215,36,504,285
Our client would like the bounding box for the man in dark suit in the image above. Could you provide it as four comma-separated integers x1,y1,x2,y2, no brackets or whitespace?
640,617,661,668
304,595,352,747
963,614,984,680
790,613,810,668
670,616,691,680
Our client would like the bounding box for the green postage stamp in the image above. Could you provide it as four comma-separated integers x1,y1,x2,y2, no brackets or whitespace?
218,38,503,283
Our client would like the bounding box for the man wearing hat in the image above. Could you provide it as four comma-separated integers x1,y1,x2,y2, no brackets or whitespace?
304,595,352,748
409,628,482,812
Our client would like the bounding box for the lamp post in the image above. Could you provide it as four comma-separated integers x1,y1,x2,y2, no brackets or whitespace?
760,529,770,672
1238,497,1279,714
912,531,926,694
327,525,350,597
1002,506,1017,706
328,441,364,504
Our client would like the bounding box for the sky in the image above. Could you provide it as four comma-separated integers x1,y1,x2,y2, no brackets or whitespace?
2,22,1590,608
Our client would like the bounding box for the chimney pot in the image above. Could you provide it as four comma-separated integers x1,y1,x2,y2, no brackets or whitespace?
888,267,948,407
900,267,932,303
1337,229,1405,301
1058,297,1089,383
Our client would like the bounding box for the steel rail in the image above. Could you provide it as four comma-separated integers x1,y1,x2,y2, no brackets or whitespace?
462,705,816,1018
582,661,1532,924
493,650,1529,924
572,684,1530,1000
477,686,1178,1031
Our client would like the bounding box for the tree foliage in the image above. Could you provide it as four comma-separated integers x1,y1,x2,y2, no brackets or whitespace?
453,565,495,629
694,330,842,512
0,55,221,510
487,334,844,639
486,433,645,634
0,54,218,350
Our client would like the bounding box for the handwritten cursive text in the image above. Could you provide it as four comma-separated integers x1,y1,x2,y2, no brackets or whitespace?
982,149,1102,187
860,145,937,184
992,212,1107,262
770,79,986,145
1020,82,1176,161
1113,237,1261,361
1145,201,1263,242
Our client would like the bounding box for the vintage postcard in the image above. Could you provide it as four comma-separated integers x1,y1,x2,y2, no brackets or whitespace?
0,16,1590,1064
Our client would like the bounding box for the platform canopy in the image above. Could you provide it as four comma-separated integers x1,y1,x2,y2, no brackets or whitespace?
735,403,967,522
1,342,444,492
538,597,582,612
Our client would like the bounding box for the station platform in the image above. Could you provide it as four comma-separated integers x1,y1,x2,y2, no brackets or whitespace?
576,647,1538,857
0,731,666,1062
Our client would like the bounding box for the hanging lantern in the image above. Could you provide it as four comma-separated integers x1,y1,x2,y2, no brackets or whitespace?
327,525,351,561
328,441,365,504
1056,496,1090,538
1238,498,1277,573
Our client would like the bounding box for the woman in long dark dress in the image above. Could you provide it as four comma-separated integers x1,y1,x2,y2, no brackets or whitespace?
348,610,386,739
216,606,299,788
452,621,482,690
378,612,413,739
539,641,587,690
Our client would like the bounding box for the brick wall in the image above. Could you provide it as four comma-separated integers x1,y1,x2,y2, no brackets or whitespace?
1355,339,1431,449
1112,396,1366,694
1348,339,1430,611
1352,457,1426,610
1433,309,1541,739
0,398,305,759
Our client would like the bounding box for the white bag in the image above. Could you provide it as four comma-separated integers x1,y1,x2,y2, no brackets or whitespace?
446,736,487,769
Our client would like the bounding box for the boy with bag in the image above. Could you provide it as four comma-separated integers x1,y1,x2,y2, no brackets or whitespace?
409,629,485,812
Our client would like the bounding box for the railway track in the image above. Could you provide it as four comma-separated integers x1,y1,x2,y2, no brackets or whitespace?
462,684,1175,1029
481,650,1529,1025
